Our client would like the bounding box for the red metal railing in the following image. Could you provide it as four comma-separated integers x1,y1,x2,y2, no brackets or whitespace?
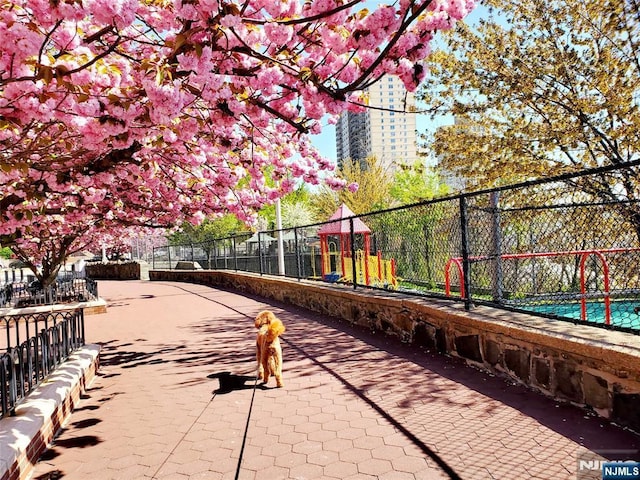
445,248,640,325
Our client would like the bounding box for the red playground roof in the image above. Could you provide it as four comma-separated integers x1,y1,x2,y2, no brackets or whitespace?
317,203,371,235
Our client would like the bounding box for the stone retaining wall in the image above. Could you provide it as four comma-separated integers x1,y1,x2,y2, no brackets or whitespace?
150,269,640,433
86,261,140,280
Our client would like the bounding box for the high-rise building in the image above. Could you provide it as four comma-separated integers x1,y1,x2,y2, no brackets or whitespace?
335,75,418,171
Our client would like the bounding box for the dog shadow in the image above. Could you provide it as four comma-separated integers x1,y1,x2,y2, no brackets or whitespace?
207,371,267,394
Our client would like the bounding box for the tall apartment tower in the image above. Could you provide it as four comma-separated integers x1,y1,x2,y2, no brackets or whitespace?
335,75,418,171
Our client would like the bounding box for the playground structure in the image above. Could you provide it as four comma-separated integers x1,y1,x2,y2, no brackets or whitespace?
444,248,640,326
318,204,398,289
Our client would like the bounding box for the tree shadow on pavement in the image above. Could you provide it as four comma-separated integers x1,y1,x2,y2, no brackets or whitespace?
277,303,640,451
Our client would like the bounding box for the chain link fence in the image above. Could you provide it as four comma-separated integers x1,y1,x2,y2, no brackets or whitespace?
154,163,640,334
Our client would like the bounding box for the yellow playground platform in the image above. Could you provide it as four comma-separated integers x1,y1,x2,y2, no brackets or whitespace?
317,204,397,289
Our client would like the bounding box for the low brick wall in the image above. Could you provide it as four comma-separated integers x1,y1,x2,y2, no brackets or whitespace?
86,261,140,280
0,345,100,480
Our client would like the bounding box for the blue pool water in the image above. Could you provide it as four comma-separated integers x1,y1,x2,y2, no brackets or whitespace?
526,300,640,331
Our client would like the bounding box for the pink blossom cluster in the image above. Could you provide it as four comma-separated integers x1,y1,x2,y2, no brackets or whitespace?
1,0,474,267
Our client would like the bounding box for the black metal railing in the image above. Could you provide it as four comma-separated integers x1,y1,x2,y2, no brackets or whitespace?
154,162,640,334
0,276,99,308
1,309,85,418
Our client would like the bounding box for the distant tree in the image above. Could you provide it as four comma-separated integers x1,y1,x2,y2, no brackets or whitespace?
282,202,316,229
390,160,449,205
418,0,640,235
258,186,316,230
8,226,133,286
168,215,246,246
167,215,248,268
311,156,394,220
379,161,451,286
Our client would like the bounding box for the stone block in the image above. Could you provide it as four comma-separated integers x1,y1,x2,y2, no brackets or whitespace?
533,358,550,389
454,334,483,363
484,339,501,366
435,328,448,354
504,348,530,383
380,317,395,334
583,373,610,410
612,391,640,433
393,312,414,334
349,305,361,324
414,322,437,351
175,261,202,270
555,360,583,403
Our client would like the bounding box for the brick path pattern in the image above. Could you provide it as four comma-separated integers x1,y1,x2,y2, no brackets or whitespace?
29,281,639,480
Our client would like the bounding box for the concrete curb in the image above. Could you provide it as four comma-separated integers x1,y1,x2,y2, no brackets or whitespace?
0,299,107,317
0,344,100,480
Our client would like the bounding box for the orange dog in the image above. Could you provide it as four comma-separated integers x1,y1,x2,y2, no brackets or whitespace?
254,310,286,387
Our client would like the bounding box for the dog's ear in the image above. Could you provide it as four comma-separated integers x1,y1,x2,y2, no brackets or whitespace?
255,311,266,328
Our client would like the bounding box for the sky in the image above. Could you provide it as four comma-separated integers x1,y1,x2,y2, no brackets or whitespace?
308,3,488,163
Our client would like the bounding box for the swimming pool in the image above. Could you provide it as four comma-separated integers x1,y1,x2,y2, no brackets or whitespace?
525,299,640,331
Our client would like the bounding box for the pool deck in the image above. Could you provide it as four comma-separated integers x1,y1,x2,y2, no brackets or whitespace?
26,280,640,480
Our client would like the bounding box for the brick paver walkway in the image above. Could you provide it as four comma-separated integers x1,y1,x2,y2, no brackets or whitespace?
29,280,639,480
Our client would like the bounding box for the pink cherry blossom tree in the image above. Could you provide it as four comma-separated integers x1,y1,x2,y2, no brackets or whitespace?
1,0,475,285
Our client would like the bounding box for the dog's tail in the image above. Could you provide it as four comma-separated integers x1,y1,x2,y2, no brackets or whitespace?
255,310,276,329
267,318,286,339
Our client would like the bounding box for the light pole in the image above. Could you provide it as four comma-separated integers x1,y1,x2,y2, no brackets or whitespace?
275,197,286,275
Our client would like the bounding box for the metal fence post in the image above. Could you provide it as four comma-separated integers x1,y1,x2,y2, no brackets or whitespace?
214,240,218,269
459,196,472,310
167,247,172,270
294,228,302,280
233,236,238,271
490,192,504,304
350,218,357,290
258,232,264,275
